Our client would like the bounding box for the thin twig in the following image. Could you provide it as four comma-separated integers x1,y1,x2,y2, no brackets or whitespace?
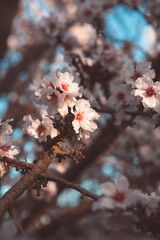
39,173,99,201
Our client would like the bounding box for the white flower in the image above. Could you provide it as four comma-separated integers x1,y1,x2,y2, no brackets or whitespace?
93,176,138,210
133,75,160,110
72,99,100,138
124,62,155,87
23,109,58,143
32,71,81,115
38,12,63,43
58,97,77,116
34,75,58,113
56,71,81,98
0,136,20,159
108,83,134,111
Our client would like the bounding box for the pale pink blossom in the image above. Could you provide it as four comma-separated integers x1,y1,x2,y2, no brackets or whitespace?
108,83,134,111
33,71,81,115
0,136,20,159
133,75,160,110
124,62,155,87
23,109,58,143
93,176,139,210
56,71,81,98
72,99,99,138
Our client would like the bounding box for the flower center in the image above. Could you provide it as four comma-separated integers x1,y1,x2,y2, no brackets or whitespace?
145,87,155,97
0,145,10,152
61,83,69,91
36,124,46,136
116,92,125,101
113,191,125,203
76,112,83,121
132,72,142,81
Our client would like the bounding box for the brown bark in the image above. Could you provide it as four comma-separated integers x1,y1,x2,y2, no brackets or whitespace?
0,0,20,60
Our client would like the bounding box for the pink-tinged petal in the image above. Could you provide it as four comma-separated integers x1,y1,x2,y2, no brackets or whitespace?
99,197,114,209
142,96,157,108
154,81,160,92
72,120,80,134
92,197,114,210
142,75,154,87
117,176,129,192
101,182,116,196
134,89,145,97
135,78,145,89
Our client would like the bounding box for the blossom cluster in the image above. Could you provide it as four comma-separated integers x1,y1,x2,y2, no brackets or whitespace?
102,61,160,126
0,70,100,178
124,61,160,113
26,70,100,141
93,176,160,217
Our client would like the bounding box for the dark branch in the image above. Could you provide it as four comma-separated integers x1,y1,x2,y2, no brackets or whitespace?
40,173,99,201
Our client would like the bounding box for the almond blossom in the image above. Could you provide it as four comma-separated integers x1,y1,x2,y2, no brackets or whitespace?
34,75,58,112
93,176,139,210
124,62,155,87
72,99,100,139
23,109,58,143
56,71,81,98
33,71,81,115
0,136,20,159
107,83,134,111
132,75,160,110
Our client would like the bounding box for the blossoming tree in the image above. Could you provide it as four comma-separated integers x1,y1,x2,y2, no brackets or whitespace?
1,0,160,239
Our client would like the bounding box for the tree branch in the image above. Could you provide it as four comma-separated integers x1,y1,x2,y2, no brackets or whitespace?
39,173,99,201
0,156,35,170
0,42,50,94
0,0,20,60
0,139,64,220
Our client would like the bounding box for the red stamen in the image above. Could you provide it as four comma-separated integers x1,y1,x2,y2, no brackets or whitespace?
61,83,69,91
145,87,155,97
0,145,10,152
116,92,125,101
113,191,125,203
36,124,46,136
132,72,142,81
76,112,83,121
